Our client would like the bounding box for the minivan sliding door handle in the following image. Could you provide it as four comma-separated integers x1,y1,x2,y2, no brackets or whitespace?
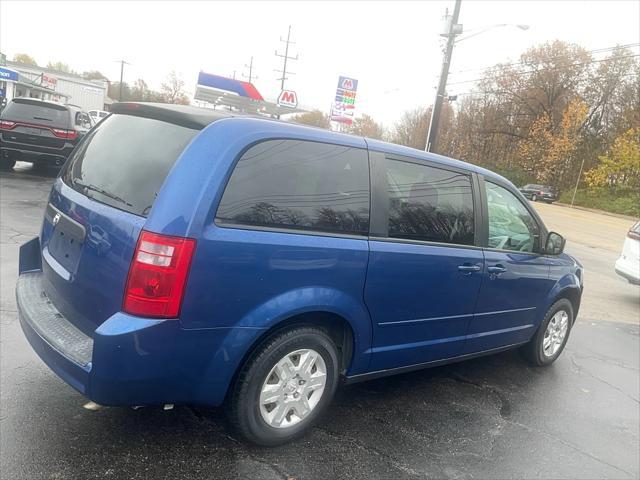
487,265,507,274
458,264,481,274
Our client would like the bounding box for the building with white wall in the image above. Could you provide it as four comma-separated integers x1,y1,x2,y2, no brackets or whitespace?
0,60,108,111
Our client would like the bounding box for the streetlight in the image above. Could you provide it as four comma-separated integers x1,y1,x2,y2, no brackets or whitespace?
455,24,529,43
425,0,530,153
425,0,462,153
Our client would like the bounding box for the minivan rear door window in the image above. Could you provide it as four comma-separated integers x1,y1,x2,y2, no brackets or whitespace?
216,139,370,236
385,159,475,246
61,114,198,217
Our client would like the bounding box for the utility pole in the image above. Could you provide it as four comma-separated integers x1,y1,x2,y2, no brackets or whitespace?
425,0,462,153
243,56,257,83
274,25,298,91
116,59,130,101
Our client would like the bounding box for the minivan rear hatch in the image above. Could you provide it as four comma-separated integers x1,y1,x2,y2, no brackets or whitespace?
41,107,201,335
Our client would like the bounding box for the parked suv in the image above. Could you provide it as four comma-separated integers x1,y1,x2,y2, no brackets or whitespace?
519,184,557,203
17,103,583,446
0,98,93,171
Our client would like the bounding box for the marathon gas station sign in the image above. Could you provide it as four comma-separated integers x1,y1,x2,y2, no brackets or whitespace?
330,76,358,125
0,67,19,82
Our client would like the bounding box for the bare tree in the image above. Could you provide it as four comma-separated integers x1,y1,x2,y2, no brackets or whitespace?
290,110,331,129
161,71,189,104
346,114,386,139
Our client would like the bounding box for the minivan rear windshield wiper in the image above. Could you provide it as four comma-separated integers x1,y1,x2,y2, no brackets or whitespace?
73,181,133,207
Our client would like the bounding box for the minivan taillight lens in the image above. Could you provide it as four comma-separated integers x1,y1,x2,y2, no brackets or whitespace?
0,120,16,130
123,231,196,318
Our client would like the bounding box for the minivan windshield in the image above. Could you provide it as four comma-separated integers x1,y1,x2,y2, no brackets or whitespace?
61,114,198,217
1,99,71,128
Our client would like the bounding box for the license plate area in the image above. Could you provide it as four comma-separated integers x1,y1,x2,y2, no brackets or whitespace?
24,127,43,135
47,206,86,276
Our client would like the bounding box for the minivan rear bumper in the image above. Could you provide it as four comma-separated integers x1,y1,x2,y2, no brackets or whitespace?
17,240,261,407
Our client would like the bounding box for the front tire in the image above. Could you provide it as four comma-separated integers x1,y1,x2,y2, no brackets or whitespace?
227,326,339,446
523,299,573,366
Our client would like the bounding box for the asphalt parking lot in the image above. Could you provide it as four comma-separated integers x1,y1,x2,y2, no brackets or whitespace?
1,165,638,480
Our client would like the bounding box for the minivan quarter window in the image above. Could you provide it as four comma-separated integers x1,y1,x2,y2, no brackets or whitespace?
216,139,370,236
385,158,475,246
485,181,540,253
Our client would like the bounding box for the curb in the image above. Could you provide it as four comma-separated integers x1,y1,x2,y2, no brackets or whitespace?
552,202,638,221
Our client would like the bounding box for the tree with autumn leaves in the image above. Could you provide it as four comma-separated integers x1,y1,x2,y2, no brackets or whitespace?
587,128,640,189
390,40,638,202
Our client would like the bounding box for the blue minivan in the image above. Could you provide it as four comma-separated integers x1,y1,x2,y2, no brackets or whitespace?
16,103,583,445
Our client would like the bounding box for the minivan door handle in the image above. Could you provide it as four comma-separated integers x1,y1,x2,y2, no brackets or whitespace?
487,264,507,275
458,264,481,274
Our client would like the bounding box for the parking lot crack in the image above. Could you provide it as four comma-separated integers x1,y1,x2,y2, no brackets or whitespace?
504,417,636,478
566,348,640,372
570,355,639,404
314,425,433,479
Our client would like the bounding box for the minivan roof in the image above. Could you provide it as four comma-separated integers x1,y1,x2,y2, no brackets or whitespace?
111,102,511,186
111,102,236,130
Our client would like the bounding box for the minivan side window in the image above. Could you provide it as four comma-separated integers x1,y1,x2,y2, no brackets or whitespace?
485,182,539,253
385,159,475,245
216,140,370,236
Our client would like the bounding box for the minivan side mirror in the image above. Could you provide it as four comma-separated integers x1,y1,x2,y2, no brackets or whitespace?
545,232,565,255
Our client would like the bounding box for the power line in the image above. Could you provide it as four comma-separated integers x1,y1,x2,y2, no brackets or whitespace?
448,72,639,98
115,59,130,101
448,42,640,77
274,25,298,92
426,0,462,153
446,53,640,87
243,56,257,84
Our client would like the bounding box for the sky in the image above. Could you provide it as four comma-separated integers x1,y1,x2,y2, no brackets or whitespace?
1,0,638,127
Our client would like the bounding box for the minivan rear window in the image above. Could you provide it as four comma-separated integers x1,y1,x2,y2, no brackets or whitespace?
1,99,70,128
61,114,198,217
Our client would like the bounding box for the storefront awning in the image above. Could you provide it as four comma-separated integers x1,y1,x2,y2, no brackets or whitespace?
14,80,70,98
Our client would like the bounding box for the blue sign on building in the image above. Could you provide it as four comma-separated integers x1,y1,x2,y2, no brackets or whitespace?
0,67,19,82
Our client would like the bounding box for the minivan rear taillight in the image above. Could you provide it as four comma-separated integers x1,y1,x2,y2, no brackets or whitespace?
123,231,196,318
0,120,16,130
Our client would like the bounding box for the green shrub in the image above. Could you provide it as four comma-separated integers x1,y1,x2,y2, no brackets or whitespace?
558,187,640,217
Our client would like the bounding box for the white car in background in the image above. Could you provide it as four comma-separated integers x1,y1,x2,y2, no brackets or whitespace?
88,110,109,124
615,221,640,285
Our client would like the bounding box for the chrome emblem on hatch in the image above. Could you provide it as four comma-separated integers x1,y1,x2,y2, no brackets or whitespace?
52,212,61,226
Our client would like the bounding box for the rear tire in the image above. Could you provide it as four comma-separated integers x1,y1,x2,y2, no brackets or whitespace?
531,194,538,202
522,299,573,367
0,157,15,171
227,326,339,446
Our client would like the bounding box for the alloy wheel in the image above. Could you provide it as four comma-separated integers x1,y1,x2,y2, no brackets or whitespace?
259,349,327,428
542,310,569,357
